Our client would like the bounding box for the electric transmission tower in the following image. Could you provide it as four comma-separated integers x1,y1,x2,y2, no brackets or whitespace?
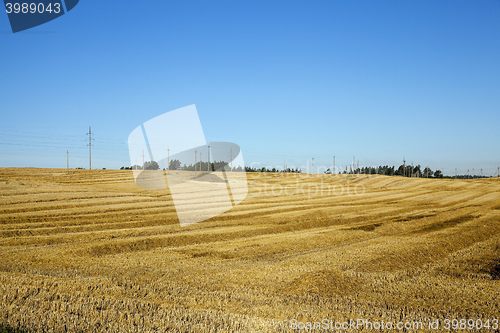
86,126,94,169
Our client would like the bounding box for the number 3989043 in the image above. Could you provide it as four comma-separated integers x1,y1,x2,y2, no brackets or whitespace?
5,3,61,14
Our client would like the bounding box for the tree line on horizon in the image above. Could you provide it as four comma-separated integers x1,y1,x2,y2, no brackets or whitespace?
120,161,494,179
121,159,245,172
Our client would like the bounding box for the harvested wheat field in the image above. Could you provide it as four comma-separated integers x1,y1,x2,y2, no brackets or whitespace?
0,168,499,332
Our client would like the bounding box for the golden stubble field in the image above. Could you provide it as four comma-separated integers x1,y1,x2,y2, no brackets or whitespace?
0,168,499,332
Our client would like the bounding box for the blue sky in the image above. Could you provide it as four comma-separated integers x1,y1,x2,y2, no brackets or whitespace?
1,0,499,175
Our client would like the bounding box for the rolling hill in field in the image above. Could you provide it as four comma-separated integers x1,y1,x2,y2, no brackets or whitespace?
0,168,499,332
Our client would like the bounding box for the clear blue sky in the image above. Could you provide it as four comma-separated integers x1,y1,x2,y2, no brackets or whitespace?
1,1,499,175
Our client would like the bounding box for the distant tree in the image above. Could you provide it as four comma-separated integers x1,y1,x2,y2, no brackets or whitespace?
412,165,422,177
434,170,443,178
144,161,160,170
396,164,406,176
324,168,332,174
169,159,181,170
423,167,433,177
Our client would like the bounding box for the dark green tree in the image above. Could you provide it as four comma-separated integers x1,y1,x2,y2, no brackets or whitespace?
423,167,433,177
144,161,160,170
169,159,181,170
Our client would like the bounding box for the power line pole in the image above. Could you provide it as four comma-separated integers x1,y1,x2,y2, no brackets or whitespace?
498,167,499,178
403,158,406,177
333,156,335,175
312,158,314,177
207,145,210,172
353,156,355,174
230,148,232,172
284,159,286,173
86,126,93,170
67,150,69,173
195,150,197,176
142,150,145,170
199,152,202,173
455,168,457,179
167,148,170,174
473,168,474,179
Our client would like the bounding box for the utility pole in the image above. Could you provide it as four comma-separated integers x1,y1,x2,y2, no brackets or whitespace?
142,150,145,170
167,148,170,174
473,168,474,179
357,160,359,174
312,158,314,177
67,151,69,173
284,159,286,173
230,148,232,172
498,167,499,178
207,145,210,172
199,153,202,173
333,156,335,175
403,158,406,177
86,126,93,170
89,127,92,170
195,150,197,176
455,168,457,179
353,156,355,174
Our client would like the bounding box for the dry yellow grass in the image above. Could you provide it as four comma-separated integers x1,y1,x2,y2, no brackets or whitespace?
0,168,499,332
